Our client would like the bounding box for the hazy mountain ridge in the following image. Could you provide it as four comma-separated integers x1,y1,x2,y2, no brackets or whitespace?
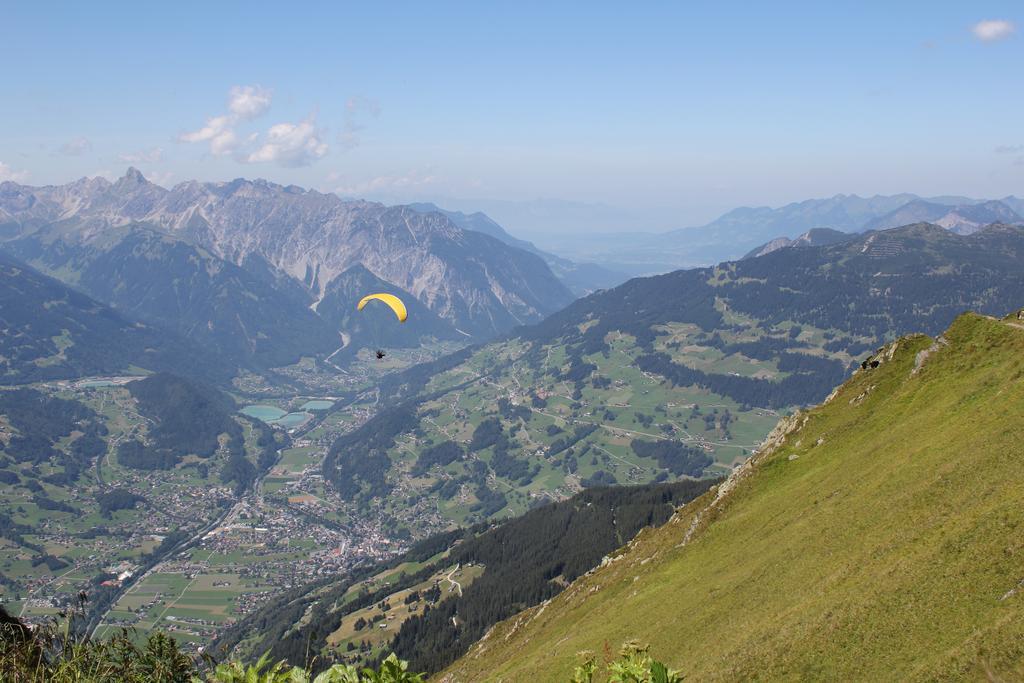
863,198,1022,234
538,192,1024,272
0,170,574,345
525,223,1024,351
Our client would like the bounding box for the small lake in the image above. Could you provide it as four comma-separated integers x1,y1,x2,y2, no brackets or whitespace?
241,405,287,421
241,405,313,430
275,412,313,429
299,400,334,411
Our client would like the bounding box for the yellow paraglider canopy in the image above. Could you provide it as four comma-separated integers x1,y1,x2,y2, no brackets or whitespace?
357,293,408,323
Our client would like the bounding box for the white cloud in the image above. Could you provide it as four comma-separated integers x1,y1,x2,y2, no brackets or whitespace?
228,85,272,120
179,114,238,156
59,136,92,156
0,161,29,183
181,84,331,166
118,146,164,163
180,85,271,157
972,19,1015,42
246,116,328,167
179,114,232,143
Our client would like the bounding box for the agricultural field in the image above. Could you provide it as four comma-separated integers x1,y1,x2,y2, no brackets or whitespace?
97,568,275,646
325,563,484,660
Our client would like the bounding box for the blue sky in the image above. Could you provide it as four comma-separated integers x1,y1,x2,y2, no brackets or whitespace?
2,2,1022,230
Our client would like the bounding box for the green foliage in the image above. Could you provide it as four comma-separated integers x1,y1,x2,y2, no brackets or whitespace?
96,488,145,517
165,649,424,683
571,643,682,683
0,605,425,683
0,603,195,683
322,406,418,498
629,439,711,477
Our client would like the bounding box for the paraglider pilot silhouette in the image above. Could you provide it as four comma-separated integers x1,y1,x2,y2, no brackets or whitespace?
357,293,408,360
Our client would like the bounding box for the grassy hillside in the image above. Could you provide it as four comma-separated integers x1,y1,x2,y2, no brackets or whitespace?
441,309,1024,681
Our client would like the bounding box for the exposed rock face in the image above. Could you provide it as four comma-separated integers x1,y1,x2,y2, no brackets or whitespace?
742,227,854,259
932,200,1023,235
0,169,573,338
864,199,1022,235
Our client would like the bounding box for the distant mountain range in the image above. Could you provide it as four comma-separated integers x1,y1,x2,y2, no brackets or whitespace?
0,170,576,369
863,198,1022,234
4,171,1023,374
533,193,1024,274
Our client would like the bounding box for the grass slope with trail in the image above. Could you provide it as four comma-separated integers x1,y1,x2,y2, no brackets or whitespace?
441,308,1024,681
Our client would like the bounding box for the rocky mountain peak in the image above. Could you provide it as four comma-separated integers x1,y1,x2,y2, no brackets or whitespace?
117,166,148,186
0,171,574,339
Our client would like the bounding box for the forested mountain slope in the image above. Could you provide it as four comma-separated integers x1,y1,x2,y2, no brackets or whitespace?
442,309,1024,681
0,250,229,383
8,225,340,369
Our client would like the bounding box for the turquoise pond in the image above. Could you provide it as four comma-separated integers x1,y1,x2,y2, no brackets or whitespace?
275,412,313,428
241,405,287,421
240,405,313,429
299,400,334,411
